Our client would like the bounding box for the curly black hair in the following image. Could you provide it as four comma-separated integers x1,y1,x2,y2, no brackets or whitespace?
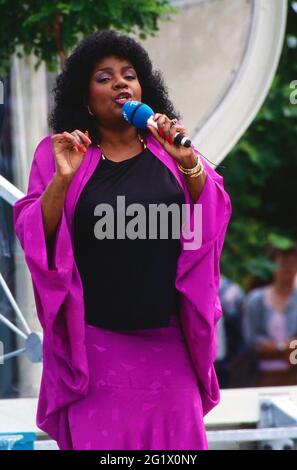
48,29,182,145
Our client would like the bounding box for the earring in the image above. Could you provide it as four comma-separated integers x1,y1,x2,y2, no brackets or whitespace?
87,105,94,116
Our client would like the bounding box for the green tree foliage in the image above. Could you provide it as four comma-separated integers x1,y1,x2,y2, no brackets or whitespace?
219,1,297,289
0,0,177,74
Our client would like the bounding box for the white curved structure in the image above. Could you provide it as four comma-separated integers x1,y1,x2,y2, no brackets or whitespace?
142,0,288,165
192,0,288,165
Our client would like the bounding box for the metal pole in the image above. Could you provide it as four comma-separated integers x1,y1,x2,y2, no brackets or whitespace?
0,313,28,340
0,272,31,335
0,348,26,363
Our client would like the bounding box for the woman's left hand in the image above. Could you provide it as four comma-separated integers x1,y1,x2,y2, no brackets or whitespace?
147,113,195,164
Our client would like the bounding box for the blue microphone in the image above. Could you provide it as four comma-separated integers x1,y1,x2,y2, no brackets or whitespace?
122,100,192,148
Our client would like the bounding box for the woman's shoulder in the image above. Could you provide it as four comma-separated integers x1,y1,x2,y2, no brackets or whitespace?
34,134,54,158
290,287,297,303
244,285,268,307
32,134,56,182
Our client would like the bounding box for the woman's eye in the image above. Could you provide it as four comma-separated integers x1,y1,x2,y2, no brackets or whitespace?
96,76,136,83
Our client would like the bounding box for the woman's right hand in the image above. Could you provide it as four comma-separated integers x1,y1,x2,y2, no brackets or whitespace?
51,130,92,181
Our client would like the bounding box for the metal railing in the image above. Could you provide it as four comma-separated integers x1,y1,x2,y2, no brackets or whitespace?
0,173,42,364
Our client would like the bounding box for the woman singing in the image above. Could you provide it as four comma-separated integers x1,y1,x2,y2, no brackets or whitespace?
13,30,231,450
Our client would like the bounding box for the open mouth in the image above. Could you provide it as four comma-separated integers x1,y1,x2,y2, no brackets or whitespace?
113,94,132,106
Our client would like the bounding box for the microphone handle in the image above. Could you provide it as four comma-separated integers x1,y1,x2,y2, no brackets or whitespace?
173,133,192,148
146,116,192,148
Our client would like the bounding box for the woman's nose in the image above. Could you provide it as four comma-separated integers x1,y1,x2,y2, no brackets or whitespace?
113,77,129,89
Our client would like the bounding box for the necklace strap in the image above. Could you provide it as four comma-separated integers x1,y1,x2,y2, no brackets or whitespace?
97,133,146,160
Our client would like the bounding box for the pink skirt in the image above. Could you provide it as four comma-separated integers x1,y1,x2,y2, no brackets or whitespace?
67,313,208,450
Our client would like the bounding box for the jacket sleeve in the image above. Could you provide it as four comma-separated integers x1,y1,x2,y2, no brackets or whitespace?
13,136,74,331
176,145,232,416
13,136,89,443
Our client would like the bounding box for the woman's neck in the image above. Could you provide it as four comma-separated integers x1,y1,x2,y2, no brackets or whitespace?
98,123,139,150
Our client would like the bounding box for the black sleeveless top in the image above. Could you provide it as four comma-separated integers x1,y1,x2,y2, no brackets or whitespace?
73,146,185,331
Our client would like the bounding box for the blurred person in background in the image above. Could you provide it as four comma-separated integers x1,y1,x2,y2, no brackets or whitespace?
242,243,297,387
215,275,245,388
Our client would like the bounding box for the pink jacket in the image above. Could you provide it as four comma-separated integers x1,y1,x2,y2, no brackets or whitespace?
13,133,231,447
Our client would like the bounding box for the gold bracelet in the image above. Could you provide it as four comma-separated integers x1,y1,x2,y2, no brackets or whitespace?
177,155,202,175
177,154,203,176
188,164,205,178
